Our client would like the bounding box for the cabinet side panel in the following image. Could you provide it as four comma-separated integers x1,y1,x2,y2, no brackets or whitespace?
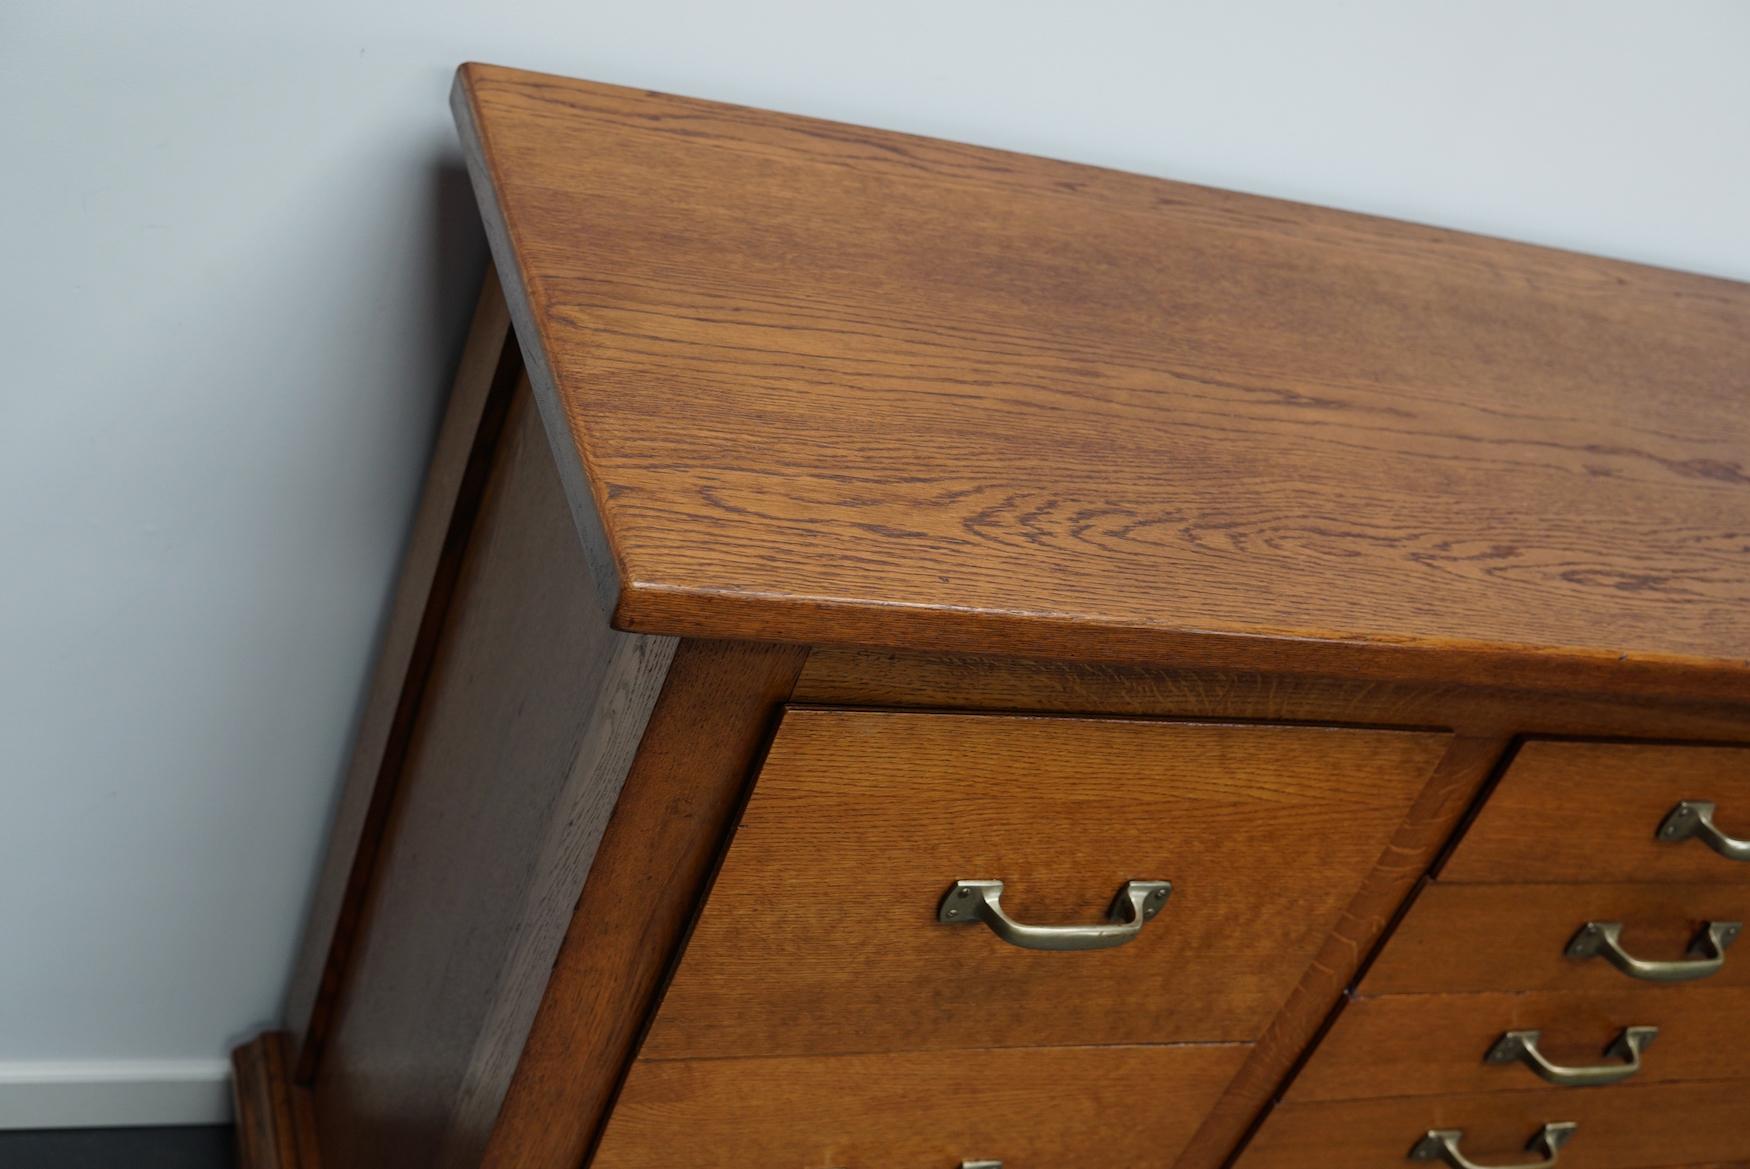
310,383,676,1169
285,267,518,1073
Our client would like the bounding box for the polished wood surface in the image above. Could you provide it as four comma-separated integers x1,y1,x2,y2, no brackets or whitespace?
233,1032,319,1169
1442,741,1750,885
793,650,1750,1169
284,269,520,1075
1289,986,1750,1102
593,1043,1250,1169
795,649,1750,742
640,710,1447,1058
455,63,1750,699
1361,882,1750,995
311,387,677,1169
1172,734,1508,1169
479,639,807,1169
1237,1079,1750,1169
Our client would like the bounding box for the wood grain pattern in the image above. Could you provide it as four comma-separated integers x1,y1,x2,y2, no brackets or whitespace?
310,385,676,1169
233,1032,318,1169
1360,882,1750,996
1236,1079,1750,1169
1441,740,1750,884
592,1043,1251,1169
454,63,1750,700
1171,734,1509,1169
795,649,1750,741
479,639,807,1169
285,268,519,1076
640,711,1448,1059
1288,986,1750,1102
792,653,1750,1169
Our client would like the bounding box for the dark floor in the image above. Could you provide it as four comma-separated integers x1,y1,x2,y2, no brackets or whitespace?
0,1127,233,1169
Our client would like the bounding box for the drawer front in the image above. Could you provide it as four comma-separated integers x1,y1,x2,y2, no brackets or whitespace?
1360,882,1750,996
1287,987,1750,1102
1443,741,1750,885
1238,1081,1750,1169
592,1043,1249,1169
642,710,1449,1059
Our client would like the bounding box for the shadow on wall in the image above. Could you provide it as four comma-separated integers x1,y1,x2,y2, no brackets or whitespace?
276,153,488,1023
424,158,492,412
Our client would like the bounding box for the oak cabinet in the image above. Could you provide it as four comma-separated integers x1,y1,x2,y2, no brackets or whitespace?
231,64,1750,1169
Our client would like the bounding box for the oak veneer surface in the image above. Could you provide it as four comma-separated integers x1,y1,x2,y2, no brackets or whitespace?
312,386,676,1169
285,267,518,1077
639,710,1448,1058
1288,986,1750,1102
454,63,1750,699
1168,734,1510,1169
1442,741,1750,884
591,1043,1250,1169
1361,882,1750,995
1237,1079,1750,1169
793,649,1750,742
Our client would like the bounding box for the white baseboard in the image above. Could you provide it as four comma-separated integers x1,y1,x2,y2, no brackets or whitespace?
0,1060,233,1129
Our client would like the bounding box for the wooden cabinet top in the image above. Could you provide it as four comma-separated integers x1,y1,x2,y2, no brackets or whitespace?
453,63,1750,698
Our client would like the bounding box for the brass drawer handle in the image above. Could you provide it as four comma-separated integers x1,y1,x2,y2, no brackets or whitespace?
1659,801,1750,861
1485,1026,1657,1086
1566,920,1740,982
937,879,1171,951
1410,1122,1576,1169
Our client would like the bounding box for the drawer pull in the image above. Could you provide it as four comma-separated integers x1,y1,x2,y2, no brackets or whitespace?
1485,1026,1657,1086
1568,917,1729,980
937,879,1171,951
1658,800,1750,861
1409,1122,1576,1169
1565,920,1740,982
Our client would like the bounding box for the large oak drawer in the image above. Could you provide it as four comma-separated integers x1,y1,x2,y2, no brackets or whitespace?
591,1043,1249,1169
1238,1080,1750,1169
1287,987,1750,1102
1442,741,1750,885
1361,882,1750,995
641,709,1449,1059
